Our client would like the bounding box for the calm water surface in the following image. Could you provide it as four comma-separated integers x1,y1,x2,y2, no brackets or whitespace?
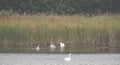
0,53,120,65
0,44,120,53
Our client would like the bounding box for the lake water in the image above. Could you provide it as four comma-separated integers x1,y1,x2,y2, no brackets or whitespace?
0,44,120,53
0,53,120,65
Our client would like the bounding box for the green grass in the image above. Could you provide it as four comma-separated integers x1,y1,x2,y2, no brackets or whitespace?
0,13,120,47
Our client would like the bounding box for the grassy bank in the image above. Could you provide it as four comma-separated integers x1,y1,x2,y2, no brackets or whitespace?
0,13,120,47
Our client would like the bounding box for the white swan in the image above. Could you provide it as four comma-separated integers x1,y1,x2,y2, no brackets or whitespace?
64,53,72,62
60,42,65,48
50,42,56,52
36,44,40,52
50,42,56,49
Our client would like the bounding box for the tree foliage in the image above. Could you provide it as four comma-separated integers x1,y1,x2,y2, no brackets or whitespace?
0,0,120,14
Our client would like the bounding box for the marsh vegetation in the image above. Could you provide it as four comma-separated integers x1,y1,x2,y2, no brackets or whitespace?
0,13,120,49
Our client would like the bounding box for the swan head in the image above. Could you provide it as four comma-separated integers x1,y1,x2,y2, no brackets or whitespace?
38,44,39,47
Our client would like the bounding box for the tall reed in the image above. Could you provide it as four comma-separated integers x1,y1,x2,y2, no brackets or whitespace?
0,13,120,47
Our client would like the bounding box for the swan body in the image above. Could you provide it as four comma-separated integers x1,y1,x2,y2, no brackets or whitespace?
60,42,65,48
64,53,71,62
36,44,40,52
50,42,56,49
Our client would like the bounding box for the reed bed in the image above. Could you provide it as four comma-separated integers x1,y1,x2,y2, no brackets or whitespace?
0,13,120,47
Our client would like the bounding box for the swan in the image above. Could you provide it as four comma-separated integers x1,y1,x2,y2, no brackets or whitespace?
50,42,56,51
50,42,56,49
64,53,72,62
36,44,40,52
60,42,65,48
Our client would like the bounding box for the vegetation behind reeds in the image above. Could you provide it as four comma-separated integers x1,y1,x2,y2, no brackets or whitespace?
0,13,120,47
